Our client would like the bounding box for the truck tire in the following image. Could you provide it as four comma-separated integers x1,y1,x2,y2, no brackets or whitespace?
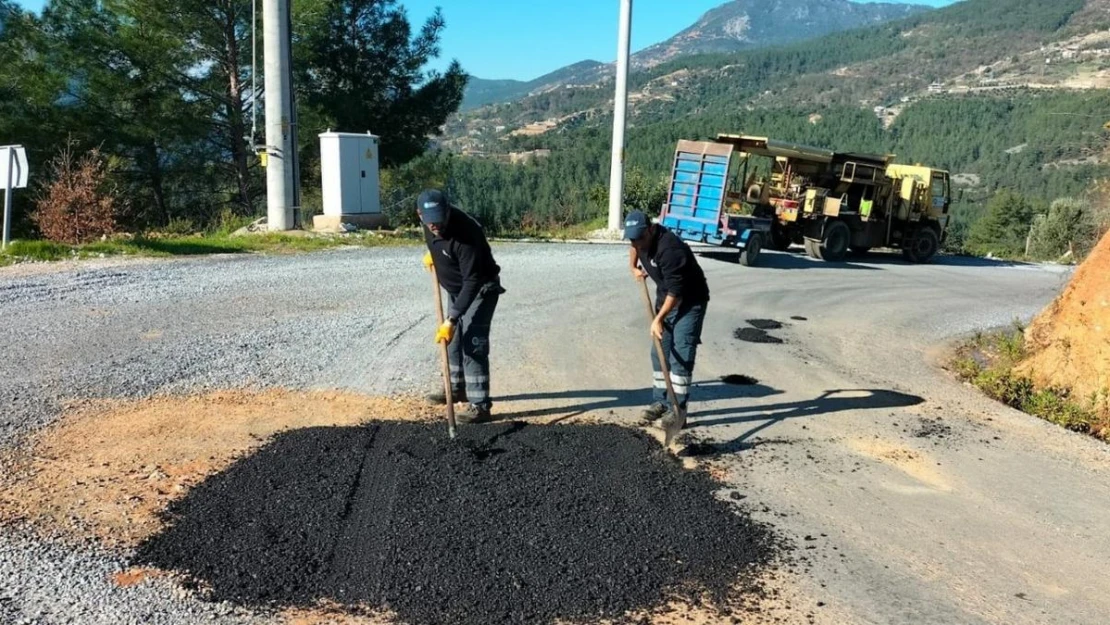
769,226,792,251
819,220,851,262
739,233,762,266
804,237,821,259
905,228,940,263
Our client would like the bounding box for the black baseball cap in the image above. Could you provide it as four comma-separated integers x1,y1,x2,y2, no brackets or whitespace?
417,189,449,224
623,210,650,240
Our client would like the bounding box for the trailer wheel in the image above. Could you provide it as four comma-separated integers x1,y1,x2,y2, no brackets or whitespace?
905,228,940,263
739,233,762,266
819,220,851,262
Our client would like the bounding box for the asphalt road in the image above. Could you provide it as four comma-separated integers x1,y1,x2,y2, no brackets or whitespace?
2,242,1108,625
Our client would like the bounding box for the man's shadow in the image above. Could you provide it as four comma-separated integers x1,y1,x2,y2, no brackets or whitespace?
496,379,785,423
495,382,923,457
680,389,925,456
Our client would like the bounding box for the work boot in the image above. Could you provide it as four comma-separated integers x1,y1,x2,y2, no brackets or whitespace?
639,402,668,424
659,409,688,433
457,404,494,424
426,389,466,405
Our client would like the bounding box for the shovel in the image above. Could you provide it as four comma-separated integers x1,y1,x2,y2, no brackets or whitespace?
430,265,458,439
639,278,686,445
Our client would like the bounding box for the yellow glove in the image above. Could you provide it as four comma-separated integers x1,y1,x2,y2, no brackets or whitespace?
435,320,455,344
422,251,433,272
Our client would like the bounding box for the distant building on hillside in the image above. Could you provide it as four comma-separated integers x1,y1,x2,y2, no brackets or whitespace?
509,149,552,165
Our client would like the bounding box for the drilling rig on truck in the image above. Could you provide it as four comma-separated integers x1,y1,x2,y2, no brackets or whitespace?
658,134,952,264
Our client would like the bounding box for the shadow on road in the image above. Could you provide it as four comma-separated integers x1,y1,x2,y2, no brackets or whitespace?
699,246,1040,271
849,253,1037,269
697,250,883,271
681,389,925,456
496,379,785,422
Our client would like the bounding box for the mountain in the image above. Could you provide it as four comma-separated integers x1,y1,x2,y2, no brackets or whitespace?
447,0,1108,146
464,61,608,111
632,0,928,68
460,0,931,110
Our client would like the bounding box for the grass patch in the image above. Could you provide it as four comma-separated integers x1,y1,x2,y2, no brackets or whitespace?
948,324,1110,441
494,217,612,242
2,240,73,262
0,230,421,267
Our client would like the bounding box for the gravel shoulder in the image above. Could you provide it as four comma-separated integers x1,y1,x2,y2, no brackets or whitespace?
2,244,1108,625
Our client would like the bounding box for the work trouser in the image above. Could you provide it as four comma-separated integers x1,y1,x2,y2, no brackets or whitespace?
651,300,707,411
446,281,503,410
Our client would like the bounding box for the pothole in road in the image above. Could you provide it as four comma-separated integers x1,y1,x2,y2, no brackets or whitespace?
1,390,784,625
721,374,760,385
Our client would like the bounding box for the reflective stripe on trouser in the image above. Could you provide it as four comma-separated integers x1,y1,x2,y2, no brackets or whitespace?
446,282,501,409
449,364,464,394
651,302,707,410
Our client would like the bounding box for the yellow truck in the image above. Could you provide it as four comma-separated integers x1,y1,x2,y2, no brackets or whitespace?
710,134,952,263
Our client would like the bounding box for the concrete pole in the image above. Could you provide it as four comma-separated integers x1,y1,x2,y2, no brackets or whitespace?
607,0,633,232
264,0,295,231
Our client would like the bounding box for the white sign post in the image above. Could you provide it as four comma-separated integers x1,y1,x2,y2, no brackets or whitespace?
1,145,29,249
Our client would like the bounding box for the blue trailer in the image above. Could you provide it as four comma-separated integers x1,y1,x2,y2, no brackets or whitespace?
658,139,773,266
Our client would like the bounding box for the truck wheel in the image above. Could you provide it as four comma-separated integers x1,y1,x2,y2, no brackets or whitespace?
804,237,822,259
905,228,939,263
739,233,762,266
819,220,850,262
769,226,792,251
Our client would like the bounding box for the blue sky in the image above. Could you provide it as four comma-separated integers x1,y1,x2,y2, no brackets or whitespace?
13,0,956,81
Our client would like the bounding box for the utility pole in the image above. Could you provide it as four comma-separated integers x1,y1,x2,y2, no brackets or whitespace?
607,0,633,232
264,0,297,231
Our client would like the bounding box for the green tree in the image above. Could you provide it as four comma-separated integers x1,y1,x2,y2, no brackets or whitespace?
1028,197,1098,260
162,0,259,216
966,190,1044,257
587,168,668,218
0,2,66,236
32,0,208,227
379,149,456,227
294,0,467,168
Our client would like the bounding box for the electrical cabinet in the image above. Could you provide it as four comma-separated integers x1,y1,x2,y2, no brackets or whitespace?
319,131,381,216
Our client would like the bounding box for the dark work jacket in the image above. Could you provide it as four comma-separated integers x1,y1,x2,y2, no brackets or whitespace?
637,226,710,309
424,208,501,320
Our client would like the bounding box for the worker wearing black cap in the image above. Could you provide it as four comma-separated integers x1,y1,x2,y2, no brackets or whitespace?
418,189,505,423
624,210,709,431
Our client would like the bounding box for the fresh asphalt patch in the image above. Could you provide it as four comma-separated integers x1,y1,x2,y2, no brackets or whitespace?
734,328,785,344
136,421,779,625
745,319,784,331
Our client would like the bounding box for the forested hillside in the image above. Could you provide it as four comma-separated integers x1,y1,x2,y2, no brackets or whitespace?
429,0,1109,259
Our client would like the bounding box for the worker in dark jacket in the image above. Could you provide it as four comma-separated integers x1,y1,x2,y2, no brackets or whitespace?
419,189,505,423
624,210,710,431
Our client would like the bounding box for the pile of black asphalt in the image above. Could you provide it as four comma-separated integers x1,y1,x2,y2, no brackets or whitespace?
137,420,779,625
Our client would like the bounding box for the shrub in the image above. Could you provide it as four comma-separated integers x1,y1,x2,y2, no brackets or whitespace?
31,144,123,245
162,217,197,236
1027,197,1094,261
209,207,257,236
